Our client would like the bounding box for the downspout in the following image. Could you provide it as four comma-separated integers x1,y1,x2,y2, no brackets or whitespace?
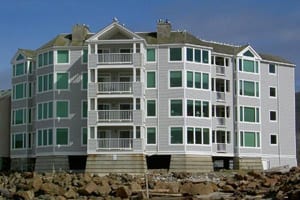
277,66,281,166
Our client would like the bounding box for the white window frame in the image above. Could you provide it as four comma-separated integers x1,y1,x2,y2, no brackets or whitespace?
270,134,278,145
146,126,157,145
269,110,277,122
146,48,156,63
81,127,87,146
268,63,277,75
239,130,261,149
146,99,157,118
169,98,183,118
169,126,184,145
146,70,157,89
55,100,70,119
55,71,70,91
168,47,183,63
269,86,277,98
36,128,53,147
55,50,70,65
168,70,183,89
186,126,211,145
55,127,69,146
239,105,260,124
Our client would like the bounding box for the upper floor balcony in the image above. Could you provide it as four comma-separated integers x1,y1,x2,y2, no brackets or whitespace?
98,53,132,64
98,82,133,94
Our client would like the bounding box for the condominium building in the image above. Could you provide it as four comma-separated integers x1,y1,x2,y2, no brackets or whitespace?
10,19,297,173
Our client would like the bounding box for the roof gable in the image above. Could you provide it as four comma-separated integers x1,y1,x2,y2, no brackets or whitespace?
237,45,261,59
11,49,35,63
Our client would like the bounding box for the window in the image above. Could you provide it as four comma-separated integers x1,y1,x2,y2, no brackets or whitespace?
170,48,182,61
187,71,193,88
270,87,276,97
170,71,182,87
82,101,87,118
202,73,209,89
15,63,25,76
56,128,68,145
82,72,88,90
212,130,230,144
186,71,209,90
82,128,87,145
146,100,156,117
170,127,183,144
202,50,209,63
203,101,209,117
187,100,194,116
239,80,259,97
12,133,27,149
239,59,259,73
38,51,53,67
16,54,24,61
56,73,69,89
37,129,53,146
147,49,155,62
270,111,276,121
269,64,276,74
240,106,259,123
56,101,69,118
147,127,156,144
37,74,53,93
243,50,254,57
240,131,260,148
170,99,182,116
195,49,201,62
57,50,69,63
270,134,277,145
147,71,156,88
37,102,53,120
82,49,88,63
186,100,209,118
12,108,26,125
13,83,26,99
187,127,210,145
186,48,193,61
195,72,201,88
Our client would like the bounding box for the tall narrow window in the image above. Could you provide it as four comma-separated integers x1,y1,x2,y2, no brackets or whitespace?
82,49,88,63
147,127,156,144
186,48,193,61
56,128,68,145
147,71,156,88
195,49,201,62
195,72,201,89
187,100,194,116
202,73,209,89
170,71,182,87
147,49,155,62
82,72,88,90
269,64,276,74
170,99,182,116
82,101,88,118
170,127,183,144
170,48,182,61
147,100,156,117
56,101,69,118
56,73,69,89
187,71,193,88
202,50,209,63
82,128,87,145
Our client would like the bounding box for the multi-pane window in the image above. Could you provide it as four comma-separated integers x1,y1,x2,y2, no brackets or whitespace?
269,64,276,74
13,83,26,99
239,80,259,97
147,71,156,88
270,87,276,97
169,48,182,61
37,102,53,120
12,133,27,149
56,101,69,118
56,128,68,145
239,59,259,73
170,99,182,116
186,48,193,61
147,49,156,62
240,106,259,123
240,131,260,148
38,51,53,67
15,63,25,76
82,128,87,145
186,48,209,64
212,130,230,144
147,127,156,144
12,108,26,125
82,72,88,90
82,49,88,63
270,111,277,121
37,129,53,146
170,71,182,87
170,127,183,144
56,73,69,89
37,74,53,93
213,56,230,66
187,127,210,145
82,101,88,118
147,100,156,117
57,50,69,64
270,134,277,145
187,99,209,118
186,71,209,89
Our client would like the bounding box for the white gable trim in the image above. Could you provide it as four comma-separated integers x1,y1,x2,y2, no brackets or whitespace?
10,50,28,64
237,45,262,60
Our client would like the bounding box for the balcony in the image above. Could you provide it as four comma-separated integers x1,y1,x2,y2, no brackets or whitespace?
216,66,225,75
216,143,226,153
97,138,133,150
98,110,133,122
98,53,132,64
98,82,133,94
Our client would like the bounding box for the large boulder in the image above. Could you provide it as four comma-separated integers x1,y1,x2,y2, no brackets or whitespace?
78,181,98,195
115,186,132,198
40,183,65,196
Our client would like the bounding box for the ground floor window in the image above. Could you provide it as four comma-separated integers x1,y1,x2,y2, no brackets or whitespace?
56,128,68,145
240,131,260,147
170,127,183,144
187,127,210,145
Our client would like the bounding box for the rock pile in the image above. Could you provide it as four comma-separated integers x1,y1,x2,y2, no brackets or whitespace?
0,167,299,199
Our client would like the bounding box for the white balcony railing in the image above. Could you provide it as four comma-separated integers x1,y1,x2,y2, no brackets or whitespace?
98,82,133,93
216,66,225,75
97,138,133,150
98,53,132,64
216,143,226,152
216,92,225,101
98,110,133,122
216,117,226,126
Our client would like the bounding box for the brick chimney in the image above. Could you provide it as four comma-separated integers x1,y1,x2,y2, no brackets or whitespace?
157,19,171,42
72,24,90,44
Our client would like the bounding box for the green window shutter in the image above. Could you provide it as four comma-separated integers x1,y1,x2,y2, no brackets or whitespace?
38,76,43,92
195,72,201,88
56,73,68,89
202,50,209,63
48,74,53,90
49,51,53,64
244,81,255,96
38,104,43,120
244,132,255,147
170,100,182,116
83,49,88,63
82,73,88,89
56,128,68,145
187,127,194,144
147,100,156,117
57,50,69,63
186,48,193,61
187,100,194,116
170,71,182,87
202,73,209,89
195,49,201,62
56,101,68,118
48,102,53,118
202,101,209,117
16,63,24,76
82,101,88,118
170,48,182,61
147,72,156,88
195,100,201,117
187,71,193,88
243,60,254,72
170,127,183,144
147,49,155,62
38,54,43,67
203,128,210,144
244,107,255,122
82,128,87,145
147,127,156,144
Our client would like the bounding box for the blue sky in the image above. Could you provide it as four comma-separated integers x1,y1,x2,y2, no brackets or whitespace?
1,0,300,91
